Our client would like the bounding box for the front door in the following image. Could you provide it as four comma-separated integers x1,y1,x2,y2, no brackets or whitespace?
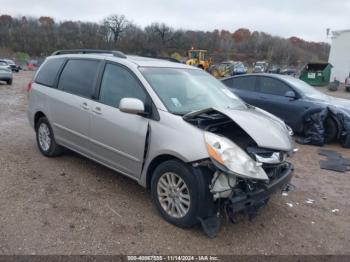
255,76,305,131
89,63,149,178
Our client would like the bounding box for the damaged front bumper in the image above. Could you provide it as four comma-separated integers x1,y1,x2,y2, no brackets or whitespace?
199,162,294,238
226,162,294,215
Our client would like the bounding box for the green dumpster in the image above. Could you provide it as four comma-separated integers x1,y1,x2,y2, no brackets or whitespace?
299,62,332,86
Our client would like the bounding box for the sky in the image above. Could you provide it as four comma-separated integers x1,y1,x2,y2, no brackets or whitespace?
1,0,350,42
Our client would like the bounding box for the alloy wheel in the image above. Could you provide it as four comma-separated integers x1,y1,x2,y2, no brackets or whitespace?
38,123,51,151
157,172,191,218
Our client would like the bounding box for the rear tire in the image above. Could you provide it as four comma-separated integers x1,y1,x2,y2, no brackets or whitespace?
324,117,338,143
35,117,64,157
151,160,210,228
341,134,350,148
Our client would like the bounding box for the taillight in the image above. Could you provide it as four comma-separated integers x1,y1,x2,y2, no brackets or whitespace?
27,81,32,92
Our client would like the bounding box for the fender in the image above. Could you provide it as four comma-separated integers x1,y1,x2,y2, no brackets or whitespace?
300,106,342,138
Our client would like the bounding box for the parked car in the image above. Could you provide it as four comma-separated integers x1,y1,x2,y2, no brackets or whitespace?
222,73,350,146
253,61,269,73
28,59,39,67
210,61,247,78
27,49,295,236
232,61,247,75
268,65,281,74
0,61,13,85
0,59,20,72
345,74,350,92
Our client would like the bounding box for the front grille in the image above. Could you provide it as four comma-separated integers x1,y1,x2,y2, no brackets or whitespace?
263,163,288,179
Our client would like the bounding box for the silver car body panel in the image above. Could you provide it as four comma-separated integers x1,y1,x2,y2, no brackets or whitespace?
214,107,293,151
88,100,149,176
28,53,293,188
140,110,209,186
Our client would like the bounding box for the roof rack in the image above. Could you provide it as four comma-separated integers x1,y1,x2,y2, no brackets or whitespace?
141,55,180,63
51,49,127,59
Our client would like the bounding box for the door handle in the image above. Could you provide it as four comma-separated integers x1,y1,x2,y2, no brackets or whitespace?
80,102,90,110
92,106,102,115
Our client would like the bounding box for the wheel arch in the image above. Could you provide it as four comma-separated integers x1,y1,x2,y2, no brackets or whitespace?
147,154,216,224
34,111,47,129
300,106,342,138
145,154,186,189
328,112,342,139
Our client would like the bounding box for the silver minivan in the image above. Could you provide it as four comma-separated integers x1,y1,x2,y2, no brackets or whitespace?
27,50,295,237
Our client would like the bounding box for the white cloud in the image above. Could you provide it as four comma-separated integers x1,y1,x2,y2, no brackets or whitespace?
1,0,349,41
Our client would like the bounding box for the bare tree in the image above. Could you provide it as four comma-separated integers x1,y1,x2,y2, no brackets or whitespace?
146,23,176,45
103,14,129,45
0,13,330,65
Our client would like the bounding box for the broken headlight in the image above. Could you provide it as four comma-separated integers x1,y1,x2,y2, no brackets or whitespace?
246,147,287,164
286,125,294,136
204,132,269,181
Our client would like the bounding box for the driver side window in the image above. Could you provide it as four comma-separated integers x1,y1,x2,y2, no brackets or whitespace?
99,63,146,108
259,77,291,96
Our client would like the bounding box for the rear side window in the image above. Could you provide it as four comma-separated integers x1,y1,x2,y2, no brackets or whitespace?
258,77,291,96
35,58,65,87
58,59,100,98
99,63,146,108
225,76,256,91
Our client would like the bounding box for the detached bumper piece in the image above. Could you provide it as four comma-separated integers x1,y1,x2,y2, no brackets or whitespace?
200,163,293,238
225,163,293,220
318,149,350,172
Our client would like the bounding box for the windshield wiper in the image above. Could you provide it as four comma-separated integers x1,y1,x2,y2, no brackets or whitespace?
182,108,216,120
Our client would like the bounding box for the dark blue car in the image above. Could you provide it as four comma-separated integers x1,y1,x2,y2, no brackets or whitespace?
222,74,350,144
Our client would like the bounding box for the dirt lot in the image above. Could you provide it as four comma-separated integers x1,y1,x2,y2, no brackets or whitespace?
0,71,350,255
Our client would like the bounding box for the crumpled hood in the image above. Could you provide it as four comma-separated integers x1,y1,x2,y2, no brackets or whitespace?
215,107,293,151
326,97,350,114
309,95,350,114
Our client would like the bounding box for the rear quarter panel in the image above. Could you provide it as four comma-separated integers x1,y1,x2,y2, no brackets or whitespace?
27,82,66,130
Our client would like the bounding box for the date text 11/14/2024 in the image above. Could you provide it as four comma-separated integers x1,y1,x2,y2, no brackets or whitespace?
127,255,220,261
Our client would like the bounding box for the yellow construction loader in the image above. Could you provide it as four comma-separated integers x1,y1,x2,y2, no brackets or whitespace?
186,49,211,71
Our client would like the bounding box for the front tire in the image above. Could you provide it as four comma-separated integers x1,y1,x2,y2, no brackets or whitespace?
324,117,338,143
35,117,64,157
7,79,12,85
151,160,209,228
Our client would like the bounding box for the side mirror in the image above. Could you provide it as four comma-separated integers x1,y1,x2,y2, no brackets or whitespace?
119,98,145,115
285,90,297,99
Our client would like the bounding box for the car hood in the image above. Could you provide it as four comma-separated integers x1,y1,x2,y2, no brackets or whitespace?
308,95,350,114
215,107,293,151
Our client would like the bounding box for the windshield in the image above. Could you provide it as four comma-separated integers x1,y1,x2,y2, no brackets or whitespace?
283,77,327,99
234,63,245,70
140,67,246,114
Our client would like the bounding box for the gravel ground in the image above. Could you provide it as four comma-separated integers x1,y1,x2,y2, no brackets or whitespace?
0,71,350,255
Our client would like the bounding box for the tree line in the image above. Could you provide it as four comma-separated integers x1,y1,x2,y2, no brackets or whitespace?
0,14,329,66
